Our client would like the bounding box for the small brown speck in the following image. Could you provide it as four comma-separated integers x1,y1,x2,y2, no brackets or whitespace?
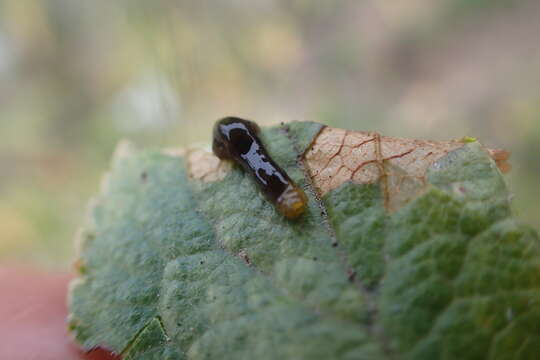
238,249,251,265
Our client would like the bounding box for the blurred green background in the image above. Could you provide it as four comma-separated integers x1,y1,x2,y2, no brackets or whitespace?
0,0,539,269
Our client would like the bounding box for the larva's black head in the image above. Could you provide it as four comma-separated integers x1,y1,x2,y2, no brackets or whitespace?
212,117,260,160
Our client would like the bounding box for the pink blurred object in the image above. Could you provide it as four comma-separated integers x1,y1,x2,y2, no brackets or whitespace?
0,266,120,360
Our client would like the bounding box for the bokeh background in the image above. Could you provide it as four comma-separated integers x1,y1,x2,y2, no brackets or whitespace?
0,0,539,269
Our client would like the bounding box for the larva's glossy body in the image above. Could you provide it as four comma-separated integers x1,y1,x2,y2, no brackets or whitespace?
212,117,308,219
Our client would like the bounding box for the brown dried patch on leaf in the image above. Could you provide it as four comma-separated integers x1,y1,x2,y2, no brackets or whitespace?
185,148,231,182
305,127,462,193
162,147,231,182
487,148,512,174
304,127,510,211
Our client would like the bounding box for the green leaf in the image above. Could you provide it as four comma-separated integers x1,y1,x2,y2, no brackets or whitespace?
69,122,540,360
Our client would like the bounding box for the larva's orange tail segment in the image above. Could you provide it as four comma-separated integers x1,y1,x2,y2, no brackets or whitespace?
276,184,309,219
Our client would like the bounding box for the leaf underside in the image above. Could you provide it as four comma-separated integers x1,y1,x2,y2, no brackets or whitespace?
69,122,540,360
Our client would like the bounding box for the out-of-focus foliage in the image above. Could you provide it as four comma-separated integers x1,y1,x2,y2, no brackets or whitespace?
0,0,539,268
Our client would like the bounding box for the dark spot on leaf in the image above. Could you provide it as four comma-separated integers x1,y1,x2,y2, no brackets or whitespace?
238,249,251,265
